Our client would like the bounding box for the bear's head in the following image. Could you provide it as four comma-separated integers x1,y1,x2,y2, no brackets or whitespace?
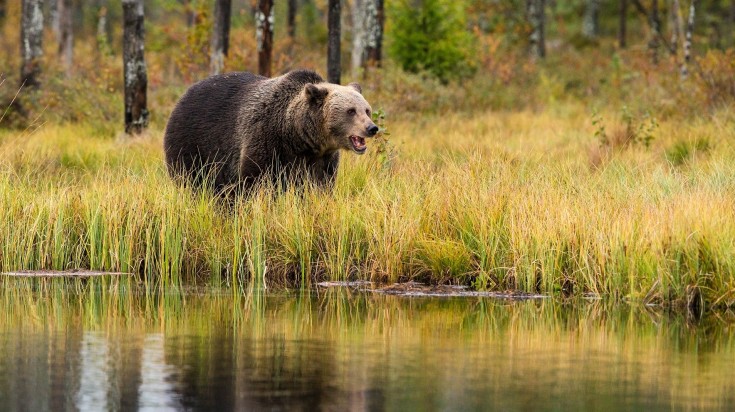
304,82,379,155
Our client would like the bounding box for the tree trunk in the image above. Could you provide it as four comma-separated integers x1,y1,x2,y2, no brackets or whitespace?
351,0,365,73
619,0,627,48
182,0,195,27
58,0,73,76
648,0,661,64
0,0,6,25
210,0,232,75
21,0,44,89
681,0,696,78
50,0,59,39
288,0,297,38
353,0,383,72
122,0,149,135
327,0,341,83
671,0,683,54
365,0,383,68
97,5,111,55
257,0,274,77
528,0,545,59
582,0,600,39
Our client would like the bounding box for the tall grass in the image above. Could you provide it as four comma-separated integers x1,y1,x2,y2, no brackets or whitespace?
0,104,734,309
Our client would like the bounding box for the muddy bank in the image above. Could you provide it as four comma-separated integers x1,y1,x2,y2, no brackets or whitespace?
317,281,546,299
2,270,130,278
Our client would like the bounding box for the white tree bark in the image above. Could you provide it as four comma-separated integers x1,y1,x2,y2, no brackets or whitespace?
528,0,545,59
582,0,600,39
351,0,366,73
123,0,149,134
681,0,696,79
21,0,44,88
351,0,382,73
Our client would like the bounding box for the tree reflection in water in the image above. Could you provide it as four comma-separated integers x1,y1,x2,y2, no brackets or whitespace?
0,283,733,411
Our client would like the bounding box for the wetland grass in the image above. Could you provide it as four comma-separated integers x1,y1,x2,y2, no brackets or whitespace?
0,105,734,309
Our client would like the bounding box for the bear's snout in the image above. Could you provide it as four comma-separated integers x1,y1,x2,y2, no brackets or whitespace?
367,124,379,137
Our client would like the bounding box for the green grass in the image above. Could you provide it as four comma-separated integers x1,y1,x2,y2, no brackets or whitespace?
0,103,734,310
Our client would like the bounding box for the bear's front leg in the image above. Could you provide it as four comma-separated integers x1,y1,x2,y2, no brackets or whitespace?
309,151,340,189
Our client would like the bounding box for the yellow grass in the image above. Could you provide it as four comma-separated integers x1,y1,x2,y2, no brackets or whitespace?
0,102,734,309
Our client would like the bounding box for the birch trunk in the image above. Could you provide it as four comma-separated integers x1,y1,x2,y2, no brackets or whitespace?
352,0,382,72
351,0,365,73
257,0,274,77
681,0,696,79
21,0,44,89
210,0,232,75
97,5,111,55
365,0,383,68
619,0,627,48
582,0,600,39
57,0,73,75
528,0,545,59
122,0,149,135
327,0,341,84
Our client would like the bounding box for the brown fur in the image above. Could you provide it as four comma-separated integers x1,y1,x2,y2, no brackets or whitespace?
163,70,377,194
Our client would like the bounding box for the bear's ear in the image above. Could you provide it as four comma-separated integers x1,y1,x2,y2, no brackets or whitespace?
305,83,328,105
347,82,362,94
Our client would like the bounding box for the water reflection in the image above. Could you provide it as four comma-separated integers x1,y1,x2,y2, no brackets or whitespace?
0,285,733,411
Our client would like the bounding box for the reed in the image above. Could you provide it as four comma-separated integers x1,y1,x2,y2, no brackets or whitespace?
0,104,733,309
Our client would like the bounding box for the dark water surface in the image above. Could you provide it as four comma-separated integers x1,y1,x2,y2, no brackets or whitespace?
0,285,734,411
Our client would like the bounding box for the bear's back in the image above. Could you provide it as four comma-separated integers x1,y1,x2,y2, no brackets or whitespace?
164,72,266,191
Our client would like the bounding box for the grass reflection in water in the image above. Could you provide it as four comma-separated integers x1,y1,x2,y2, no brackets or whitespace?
0,279,733,411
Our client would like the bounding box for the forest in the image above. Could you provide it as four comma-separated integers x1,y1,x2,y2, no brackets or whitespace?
1,0,735,311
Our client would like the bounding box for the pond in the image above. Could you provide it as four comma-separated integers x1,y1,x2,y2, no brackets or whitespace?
0,285,733,411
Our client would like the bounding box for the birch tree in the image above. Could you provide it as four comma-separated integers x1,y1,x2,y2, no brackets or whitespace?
528,0,545,59
327,0,341,84
352,0,384,73
210,0,232,75
21,0,44,89
583,0,600,39
365,0,383,68
57,0,73,75
122,0,149,135
351,0,366,73
681,0,697,78
97,5,112,55
256,0,274,77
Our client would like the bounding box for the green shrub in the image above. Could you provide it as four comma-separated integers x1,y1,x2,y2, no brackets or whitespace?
387,0,476,82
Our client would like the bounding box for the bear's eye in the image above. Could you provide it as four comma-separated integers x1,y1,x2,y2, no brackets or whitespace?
347,108,356,116
366,109,371,117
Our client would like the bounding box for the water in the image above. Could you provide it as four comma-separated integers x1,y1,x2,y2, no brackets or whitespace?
0,286,734,411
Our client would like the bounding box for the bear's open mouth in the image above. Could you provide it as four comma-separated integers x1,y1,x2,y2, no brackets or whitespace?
349,135,367,154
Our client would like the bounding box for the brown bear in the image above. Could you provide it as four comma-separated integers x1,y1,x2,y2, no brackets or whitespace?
163,70,378,194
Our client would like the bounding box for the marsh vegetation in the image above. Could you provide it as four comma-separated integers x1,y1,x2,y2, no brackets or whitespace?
1,1,735,312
